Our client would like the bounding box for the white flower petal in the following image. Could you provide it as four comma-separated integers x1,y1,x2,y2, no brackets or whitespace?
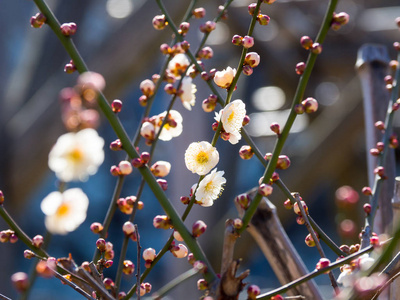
184,141,219,175
195,169,226,206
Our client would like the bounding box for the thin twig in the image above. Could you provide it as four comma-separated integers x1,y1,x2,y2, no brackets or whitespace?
52,269,96,300
135,224,141,300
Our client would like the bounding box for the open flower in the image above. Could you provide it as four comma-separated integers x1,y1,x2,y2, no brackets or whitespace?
214,100,246,144
185,141,219,175
40,188,89,235
195,169,226,207
48,128,105,182
168,54,190,78
154,110,183,141
213,67,236,88
179,76,197,110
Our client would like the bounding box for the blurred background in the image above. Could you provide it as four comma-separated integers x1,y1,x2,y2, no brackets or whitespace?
1,0,400,299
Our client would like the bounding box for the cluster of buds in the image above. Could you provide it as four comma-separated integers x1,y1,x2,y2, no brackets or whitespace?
0,229,18,243
300,36,322,54
197,46,213,60
36,257,57,278
139,283,152,296
294,97,319,114
110,160,133,176
131,152,150,168
105,242,115,260
331,12,350,31
153,215,171,229
152,14,167,30
248,3,271,25
60,22,77,36
143,248,157,268
160,42,189,57
339,243,360,255
64,60,76,74
192,220,207,237
247,284,261,299
117,196,143,215
138,79,156,106
199,21,216,33
239,145,254,160
232,35,254,49
109,139,122,151
30,12,46,28
243,52,260,76
202,94,218,112
305,233,319,247
170,241,188,258
98,258,113,269
235,193,251,209
59,87,100,131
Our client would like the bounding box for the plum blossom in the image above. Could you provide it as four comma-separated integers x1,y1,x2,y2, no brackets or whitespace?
168,54,190,78
40,188,89,235
179,76,197,110
194,169,226,207
185,141,219,175
48,128,104,182
214,100,246,144
213,67,236,88
154,110,183,141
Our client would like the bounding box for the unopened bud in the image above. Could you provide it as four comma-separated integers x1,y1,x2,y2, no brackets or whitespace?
96,238,106,252
247,285,261,299
239,145,254,160
122,221,135,236
235,193,251,209
192,220,207,237
32,235,44,248
90,222,104,234
258,183,273,196
111,99,123,113
123,260,135,275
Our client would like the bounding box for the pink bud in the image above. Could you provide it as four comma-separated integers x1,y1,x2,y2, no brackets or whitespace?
32,235,44,248
248,3,259,16
96,238,106,252
295,62,306,75
11,272,29,292
316,258,330,270
122,221,135,236
150,161,171,177
153,215,171,229
293,201,308,215
257,14,270,26
157,179,168,191
119,160,133,175
311,43,322,54
235,193,251,209
258,183,273,196
302,97,318,113
90,222,104,234
24,250,35,259
242,36,254,48
111,99,123,113
239,145,254,160
143,248,157,262
242,65,253,76
300,36,313,50
276,155,291,169
171,243,188,258
192,7,206,19
140,79,155,97
232,34,243,46
122,260,135,275
103,278,114,290
152,15,167,30
245,52,260,68
192,220,207,237
247,285,261,299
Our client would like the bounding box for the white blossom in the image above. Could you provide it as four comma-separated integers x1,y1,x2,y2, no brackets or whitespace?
195,169,226,207
179,76,196,110
155,110,183,141
48,128,104,182
213,67,236,88
168,54,190,78
184,141,219,175
40,188,89,235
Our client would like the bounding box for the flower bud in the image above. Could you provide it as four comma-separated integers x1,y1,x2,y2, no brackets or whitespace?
103,278,114,289
302,97,318,113
232,34,243,46
0,230,10,243
143,248,157,262
64,63,76,74
123,260,135,275
270,122,280,135
11,272,29,292
153,215,171,229
296,216,305,225
96,238,106,252
90,222,104,234
152,15,167,30
24,250,35,259
187,253,196,265
173,230,184,242
276,155,291,169
311,43,322,54
30,13,46,28
370,236,380,247
140,79,155,97
258,183,273,196
247,284,261,299
171,243,188,258
242,65,253,76
140,121,155,140
245,52,260,68
214,67,236,89
105,242,113,252
375,121,385,131
32,235,44,248
60,22,77,36
248,3,259,16
110,165,120,176
118,292,127,299
374,166,385,177
202,98,216,112
242,36,254,48
305,233,316,247
284,199,293,209
243,115,250,126
295,62,306,75
300,36,313,50
180,196,190,205
138,95,148,106
0,190,4,205
122,221,135,236
293,201,308,215
333,12,349,26
81,261,91,272
111,99,123,113
235,193,251,209
239,145,254,160
316,258,330,270
110,139,122,151
271,296,284,300
370,148,380,156
198,46,213,59
257,14,270,26
294,103,305,114
199,21,216,33
150,161,171,177
119,160,133,175
192,7,206,19
192,220,207,237
197,279,208,290
157,179,168,191
179,22,190,35
103,260,113,268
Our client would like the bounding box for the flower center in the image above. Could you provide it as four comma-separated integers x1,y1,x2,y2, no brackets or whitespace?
56,203,70,217
227,111,235,123
68,147,83,163
196,151,209,164
204,181,214,192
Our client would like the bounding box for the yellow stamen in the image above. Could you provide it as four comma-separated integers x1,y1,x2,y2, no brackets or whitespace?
196,151,209,164
228,111,235,123
56,203,70,217
68,147,83,163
